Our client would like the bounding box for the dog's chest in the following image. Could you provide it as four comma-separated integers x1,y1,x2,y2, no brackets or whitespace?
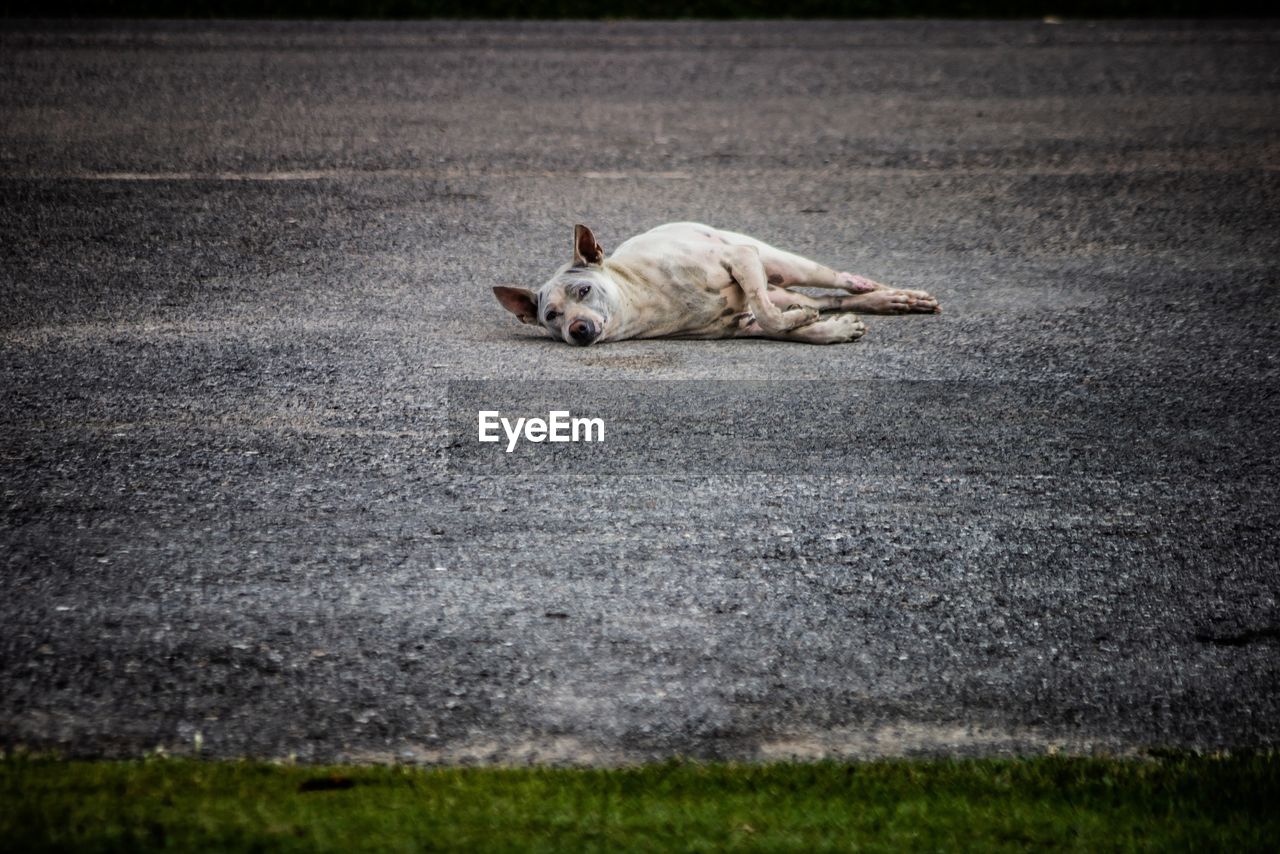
606,235,749,338
657,257,731,296
619,269,742,340
629,240,738,298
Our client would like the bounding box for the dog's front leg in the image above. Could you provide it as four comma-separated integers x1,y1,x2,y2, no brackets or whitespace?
721,245,818,333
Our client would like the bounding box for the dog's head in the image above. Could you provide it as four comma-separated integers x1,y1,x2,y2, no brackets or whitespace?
494,224,617,347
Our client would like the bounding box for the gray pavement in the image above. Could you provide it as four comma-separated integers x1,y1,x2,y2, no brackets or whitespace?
1,19,1278,764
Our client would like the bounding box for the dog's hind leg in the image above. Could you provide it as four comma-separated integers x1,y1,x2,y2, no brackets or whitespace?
837,289,940,314
712,226,941,313
721,245,818,333
767,287,846,312
716,229,882,294
768,285,940,315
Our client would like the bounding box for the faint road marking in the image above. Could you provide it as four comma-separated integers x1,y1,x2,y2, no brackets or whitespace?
1,163,1276,182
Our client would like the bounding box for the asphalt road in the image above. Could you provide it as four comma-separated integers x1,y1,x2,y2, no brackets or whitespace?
1,19,1278,764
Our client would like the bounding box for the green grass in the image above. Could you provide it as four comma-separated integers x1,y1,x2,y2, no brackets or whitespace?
3,754,1277,852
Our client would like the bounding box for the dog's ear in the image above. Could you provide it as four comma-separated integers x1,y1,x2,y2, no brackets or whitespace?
493,286,539,324
573,224,605,266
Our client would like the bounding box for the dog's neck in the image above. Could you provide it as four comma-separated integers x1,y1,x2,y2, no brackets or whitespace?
597,259,656,341
597,257,703,342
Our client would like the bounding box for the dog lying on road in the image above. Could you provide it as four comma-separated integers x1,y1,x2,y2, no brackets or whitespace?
495,222,939,346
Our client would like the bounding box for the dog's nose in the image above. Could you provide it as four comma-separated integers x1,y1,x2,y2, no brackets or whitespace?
568,318,596,345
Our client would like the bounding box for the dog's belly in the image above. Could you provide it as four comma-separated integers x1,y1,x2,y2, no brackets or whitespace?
610,238,746,339
626,282,744,340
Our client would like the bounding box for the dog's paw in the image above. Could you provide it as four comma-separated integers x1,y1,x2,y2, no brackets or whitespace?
876,289,940,314
821,312,867,342
790,312,867,343
836,272,880,294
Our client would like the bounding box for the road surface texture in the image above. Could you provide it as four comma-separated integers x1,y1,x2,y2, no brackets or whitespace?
2,19,1278,764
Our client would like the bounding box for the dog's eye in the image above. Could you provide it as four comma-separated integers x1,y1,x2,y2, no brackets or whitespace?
545,310,559,322
577,285,591,299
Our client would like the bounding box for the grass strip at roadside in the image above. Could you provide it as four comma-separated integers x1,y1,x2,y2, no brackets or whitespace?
3,753,1277,851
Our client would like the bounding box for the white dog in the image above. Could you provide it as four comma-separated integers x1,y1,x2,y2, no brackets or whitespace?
495,222,939,345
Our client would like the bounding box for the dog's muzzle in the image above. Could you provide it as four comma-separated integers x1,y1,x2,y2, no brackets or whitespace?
568,318,598,346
